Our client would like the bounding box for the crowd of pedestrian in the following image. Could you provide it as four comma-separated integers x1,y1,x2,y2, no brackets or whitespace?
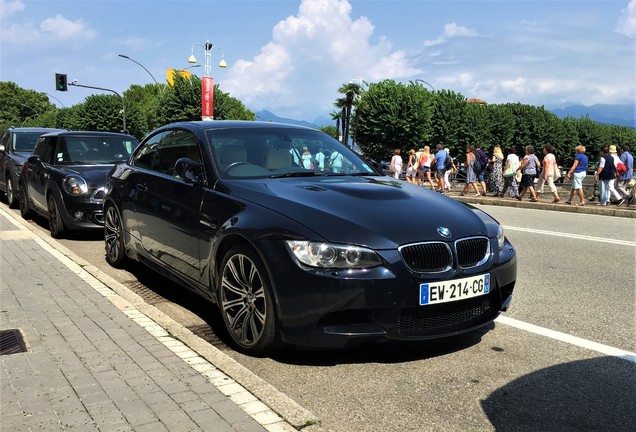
389,143,635,207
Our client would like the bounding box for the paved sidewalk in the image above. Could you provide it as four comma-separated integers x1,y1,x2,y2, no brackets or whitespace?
0,210,295,432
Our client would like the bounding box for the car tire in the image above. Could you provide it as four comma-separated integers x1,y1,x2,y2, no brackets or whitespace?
104,203,127,268
6,177,18,209
18,184,31,219
47,194,65,239
218,245,281,355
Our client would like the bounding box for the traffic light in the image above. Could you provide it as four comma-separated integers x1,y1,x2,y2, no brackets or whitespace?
55,73,67,91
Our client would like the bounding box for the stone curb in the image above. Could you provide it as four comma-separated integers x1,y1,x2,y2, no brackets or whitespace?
1,207,323,432
450,194,636,218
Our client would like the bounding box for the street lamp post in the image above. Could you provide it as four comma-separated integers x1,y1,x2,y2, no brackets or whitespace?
69,81,127,133
188,41,226,77
118,54,163,94
415,79,435,92
44,93,66,107
188,40,227,120
181,64,201,72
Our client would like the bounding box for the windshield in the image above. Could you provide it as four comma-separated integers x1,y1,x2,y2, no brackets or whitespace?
205,127,378,179
56,136,138,165
14,132,44,152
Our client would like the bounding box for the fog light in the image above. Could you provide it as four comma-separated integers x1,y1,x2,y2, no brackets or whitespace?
73,211,84,220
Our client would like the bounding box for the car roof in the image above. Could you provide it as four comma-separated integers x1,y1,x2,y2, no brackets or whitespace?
39,130,137,139
158,120,316,132
7,127,65,133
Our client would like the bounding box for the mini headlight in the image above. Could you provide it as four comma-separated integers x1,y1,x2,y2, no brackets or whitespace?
286,241,382,269
497,225,505,250
63,176,88,196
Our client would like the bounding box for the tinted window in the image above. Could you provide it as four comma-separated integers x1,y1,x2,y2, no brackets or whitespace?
132,129,201,177
55,136,137,164
14,132,45,152
34,137,55,164
205,127,375,178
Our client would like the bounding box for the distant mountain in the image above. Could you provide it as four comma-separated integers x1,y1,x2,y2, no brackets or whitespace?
548,104,635,128
256,104,635,130
254,110,322,129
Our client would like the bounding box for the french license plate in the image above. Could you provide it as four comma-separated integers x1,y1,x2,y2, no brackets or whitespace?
419,274,490,305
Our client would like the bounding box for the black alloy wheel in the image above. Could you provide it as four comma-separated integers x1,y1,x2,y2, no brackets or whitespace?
219,245,280,355
104,204,127,268
47,194,65,239
6,177,18,209
18,185,30,219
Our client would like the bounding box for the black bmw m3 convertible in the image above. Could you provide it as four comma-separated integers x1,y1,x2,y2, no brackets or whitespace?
104,121,516,355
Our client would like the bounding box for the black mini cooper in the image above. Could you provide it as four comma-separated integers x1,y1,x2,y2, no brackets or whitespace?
19,131,138,238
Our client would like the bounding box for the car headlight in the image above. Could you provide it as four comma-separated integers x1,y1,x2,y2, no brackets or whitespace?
63,176,88,196
497,225,505,250
286,241,382,269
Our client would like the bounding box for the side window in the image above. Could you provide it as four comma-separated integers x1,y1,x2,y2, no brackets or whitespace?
156,130,201,177
131,130,201,178
131,131,166,171
35,137,54,164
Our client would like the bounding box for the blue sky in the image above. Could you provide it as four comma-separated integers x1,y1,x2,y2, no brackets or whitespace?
1,0,634,123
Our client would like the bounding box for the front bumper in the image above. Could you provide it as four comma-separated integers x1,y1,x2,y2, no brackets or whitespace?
59,198,104,231
257,239,517,349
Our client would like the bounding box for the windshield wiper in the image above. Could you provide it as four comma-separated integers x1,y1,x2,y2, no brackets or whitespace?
59,160,95,165
270,171,327,178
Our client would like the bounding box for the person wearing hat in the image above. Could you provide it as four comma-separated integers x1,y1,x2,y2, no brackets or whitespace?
617,145,634,206
594,145,622,205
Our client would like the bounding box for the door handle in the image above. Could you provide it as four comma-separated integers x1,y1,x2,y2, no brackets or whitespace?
136,183,148,192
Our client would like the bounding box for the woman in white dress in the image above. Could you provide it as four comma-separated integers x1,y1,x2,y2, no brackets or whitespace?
390,149,403,180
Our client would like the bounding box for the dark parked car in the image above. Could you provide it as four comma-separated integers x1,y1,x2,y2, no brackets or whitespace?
0,127,64,208
19,131,138,238
104,121,516,355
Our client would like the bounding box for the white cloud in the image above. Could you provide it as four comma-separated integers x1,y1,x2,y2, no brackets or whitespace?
222,0,417,118
1,8,97,45
40,14,96,41
616,0,636,36
0,0,24,20
424,23,479,47
367,51,421,81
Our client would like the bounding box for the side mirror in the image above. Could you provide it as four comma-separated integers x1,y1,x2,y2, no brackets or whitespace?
175,158,204,184
27,155,42,165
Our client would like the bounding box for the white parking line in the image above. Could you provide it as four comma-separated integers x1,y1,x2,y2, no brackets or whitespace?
502,225,636,247
496,315,636,363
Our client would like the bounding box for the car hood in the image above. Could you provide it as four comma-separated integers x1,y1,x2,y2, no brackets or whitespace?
221,176,491,249
54,164,115,188
11,151,32,165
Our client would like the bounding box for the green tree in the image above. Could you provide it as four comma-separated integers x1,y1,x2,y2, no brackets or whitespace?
73,94,147,139
429,90,468,156
124,83,163,131
355,80,431,161
336,82,363,147
319,125,339,139
488,104,516,152
157,74,254,125
0,81,56,130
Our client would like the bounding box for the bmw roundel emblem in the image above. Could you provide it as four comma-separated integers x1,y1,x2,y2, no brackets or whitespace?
437,227,452,238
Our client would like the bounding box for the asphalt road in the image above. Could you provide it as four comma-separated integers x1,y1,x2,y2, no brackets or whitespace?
6,203,635,432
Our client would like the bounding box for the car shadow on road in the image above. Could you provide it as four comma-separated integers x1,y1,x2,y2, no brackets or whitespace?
22,212,104,241
481,356,635,432
116,258,497,364
271,324,495,366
